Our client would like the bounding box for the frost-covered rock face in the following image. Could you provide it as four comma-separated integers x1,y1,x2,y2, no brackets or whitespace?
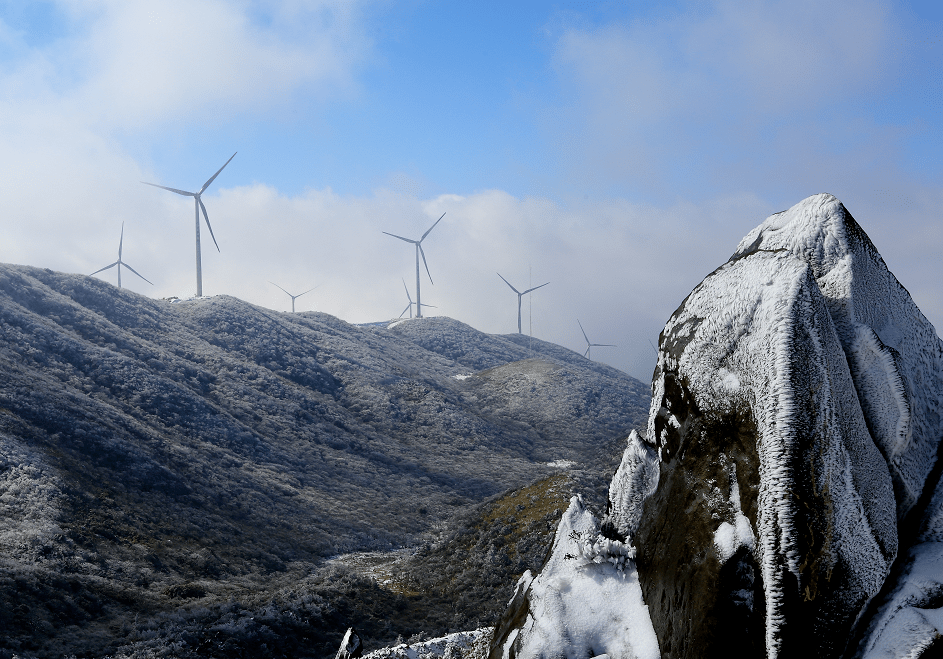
489,495,660,659
490,194,943,659
634,194,943,658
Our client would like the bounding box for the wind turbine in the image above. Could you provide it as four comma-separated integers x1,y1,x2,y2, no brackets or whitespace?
497,273,549,334
141,152,236,297
383,212,445,318
89,222,153,289
398,278,436,318
270,281,318,313
578,319,615,360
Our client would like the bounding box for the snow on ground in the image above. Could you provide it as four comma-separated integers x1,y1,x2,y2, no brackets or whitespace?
859,542,943,658
544,460,575,469
362,628,492,659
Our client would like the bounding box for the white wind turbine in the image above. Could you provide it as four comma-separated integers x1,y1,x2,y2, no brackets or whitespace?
89,222,153,289
383,212,445,318
270,282,319,313
498,273,548,334
398,278,436,318
141,152,236,297
578,319,615,360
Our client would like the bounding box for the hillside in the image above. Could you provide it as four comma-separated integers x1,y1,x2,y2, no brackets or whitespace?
0,263,649,657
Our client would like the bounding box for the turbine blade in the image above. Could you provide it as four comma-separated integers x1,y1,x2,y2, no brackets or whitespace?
200,152,237,194
122,262,153,285
594,343,616,347
142,181,195,196
383,231,416,244
584,346,590,358
90,262,119,277
419,244,433,283
399,303,410,319
522,281,549,295
296,286,317,298
269,281,292,296
497,272,520,294
419,303,437,308
118,222,124,259
199,198,220,252
577,319,590,344
402,278,413,303
420,212,446,242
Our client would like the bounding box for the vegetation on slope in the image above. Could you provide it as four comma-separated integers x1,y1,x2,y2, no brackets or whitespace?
0,264,647,657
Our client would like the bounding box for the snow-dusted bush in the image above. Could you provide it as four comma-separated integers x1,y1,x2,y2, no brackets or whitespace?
564,529,636,571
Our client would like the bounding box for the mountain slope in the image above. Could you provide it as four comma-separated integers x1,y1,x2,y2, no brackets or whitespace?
0,263,648,657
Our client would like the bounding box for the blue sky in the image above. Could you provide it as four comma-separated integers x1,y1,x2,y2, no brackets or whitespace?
0,0,940,380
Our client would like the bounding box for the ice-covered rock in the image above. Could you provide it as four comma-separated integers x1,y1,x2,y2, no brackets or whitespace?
489,194,943,659
488,495,659,659
600,429,659,542
335,627,363,659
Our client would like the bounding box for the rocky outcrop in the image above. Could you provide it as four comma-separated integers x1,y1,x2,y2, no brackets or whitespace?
335,628,364,659
488,493,659,659
490,194,943,658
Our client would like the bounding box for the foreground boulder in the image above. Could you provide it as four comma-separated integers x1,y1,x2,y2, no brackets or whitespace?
335,628,363,659
491,194,943,658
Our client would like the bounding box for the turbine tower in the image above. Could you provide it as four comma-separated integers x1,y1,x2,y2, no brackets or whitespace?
498,273,548,334
270,281,318,313
142,152,236,297
399,278,436,318
383,212,445,318
89,222,153,289
578,319,615,360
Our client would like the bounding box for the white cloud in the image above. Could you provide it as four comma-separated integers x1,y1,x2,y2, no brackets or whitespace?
3,0,371,129
62,184,766,381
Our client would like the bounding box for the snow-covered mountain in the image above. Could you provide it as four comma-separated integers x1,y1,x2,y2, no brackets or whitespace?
0,265,649,657
490,194,943,659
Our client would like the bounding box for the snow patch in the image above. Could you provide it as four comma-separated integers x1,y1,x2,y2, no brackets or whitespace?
713,464,755,563
545,460,575,469
362,628,492,659
859,543,943,658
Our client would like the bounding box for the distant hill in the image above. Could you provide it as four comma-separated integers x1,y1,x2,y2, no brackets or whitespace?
0,264,649,657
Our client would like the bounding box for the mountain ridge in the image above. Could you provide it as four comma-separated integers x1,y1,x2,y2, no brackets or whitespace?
0,262,648,657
